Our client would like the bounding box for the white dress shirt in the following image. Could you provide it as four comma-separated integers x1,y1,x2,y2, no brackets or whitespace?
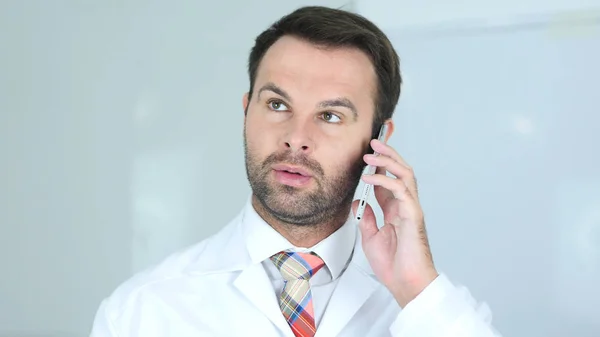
243,201,356,326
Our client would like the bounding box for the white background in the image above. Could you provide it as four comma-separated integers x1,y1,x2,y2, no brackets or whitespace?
1,1,599,336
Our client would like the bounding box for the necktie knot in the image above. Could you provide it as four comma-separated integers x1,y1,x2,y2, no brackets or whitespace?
270,251,325,281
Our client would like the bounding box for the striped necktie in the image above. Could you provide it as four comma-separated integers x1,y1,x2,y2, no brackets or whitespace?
270,251,325,337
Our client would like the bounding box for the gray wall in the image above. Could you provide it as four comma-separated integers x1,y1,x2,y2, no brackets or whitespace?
357,2,600,336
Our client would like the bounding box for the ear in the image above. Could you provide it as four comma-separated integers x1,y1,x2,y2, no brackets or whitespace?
242,92,249,116
383,118,395,143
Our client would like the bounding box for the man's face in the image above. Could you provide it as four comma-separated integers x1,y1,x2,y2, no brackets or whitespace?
243,35,377,226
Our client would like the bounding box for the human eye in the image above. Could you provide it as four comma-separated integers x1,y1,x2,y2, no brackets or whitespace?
267,99,289,112
321,111,342,124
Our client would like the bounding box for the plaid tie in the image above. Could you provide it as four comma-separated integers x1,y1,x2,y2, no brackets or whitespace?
270,251,325,337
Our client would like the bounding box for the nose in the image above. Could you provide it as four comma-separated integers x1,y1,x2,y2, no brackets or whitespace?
283,119,314,154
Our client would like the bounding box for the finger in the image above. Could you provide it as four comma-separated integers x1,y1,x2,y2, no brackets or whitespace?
370,139,419,197
362,173,419,211
371,139,409,166
351,199,378,242
363,176,421,224
364,153,417,197
373,166,395,204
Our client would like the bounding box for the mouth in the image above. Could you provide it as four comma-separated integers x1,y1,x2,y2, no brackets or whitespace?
271,164,313,187
271,164,312,177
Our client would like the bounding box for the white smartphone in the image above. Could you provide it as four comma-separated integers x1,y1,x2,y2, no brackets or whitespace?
355,124,389,222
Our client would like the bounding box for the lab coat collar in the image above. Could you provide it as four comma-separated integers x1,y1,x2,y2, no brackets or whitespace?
243,195,359,281
183,197,379,337
184,196,375,277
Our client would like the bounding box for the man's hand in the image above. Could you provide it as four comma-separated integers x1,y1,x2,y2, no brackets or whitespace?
352,138,438,308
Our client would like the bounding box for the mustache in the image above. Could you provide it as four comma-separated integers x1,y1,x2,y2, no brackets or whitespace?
262,151,325,177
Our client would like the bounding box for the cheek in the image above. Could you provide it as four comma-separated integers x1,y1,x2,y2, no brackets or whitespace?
321,141,366,173
245,114,277,153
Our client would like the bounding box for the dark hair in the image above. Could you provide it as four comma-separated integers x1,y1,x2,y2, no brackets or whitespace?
247,6,402,139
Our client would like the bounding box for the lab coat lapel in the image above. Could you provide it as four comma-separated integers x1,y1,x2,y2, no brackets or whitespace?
234,262,293,336
315,230,380,337
186,210,293,336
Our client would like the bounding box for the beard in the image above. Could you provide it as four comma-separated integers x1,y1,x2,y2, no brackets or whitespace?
244,133,368,227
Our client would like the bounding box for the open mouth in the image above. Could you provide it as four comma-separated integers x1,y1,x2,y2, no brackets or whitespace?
271,164,313,187
281,169,306,176
271,164,311,177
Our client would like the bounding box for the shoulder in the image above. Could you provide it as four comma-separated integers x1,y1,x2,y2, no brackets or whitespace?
94,213,243,325
98,238,208,318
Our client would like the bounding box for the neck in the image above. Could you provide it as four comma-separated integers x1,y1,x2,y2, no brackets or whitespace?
251,194,350,248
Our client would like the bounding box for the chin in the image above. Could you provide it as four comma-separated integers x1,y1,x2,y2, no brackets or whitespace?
266,185,309,206
262,189,329,222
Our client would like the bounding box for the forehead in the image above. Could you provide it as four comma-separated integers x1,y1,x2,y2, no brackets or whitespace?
254,35,377,113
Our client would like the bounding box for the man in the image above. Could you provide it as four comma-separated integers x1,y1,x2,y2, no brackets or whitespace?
91,6,502,337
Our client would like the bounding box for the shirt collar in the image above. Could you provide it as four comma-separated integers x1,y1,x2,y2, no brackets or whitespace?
242,196,357,280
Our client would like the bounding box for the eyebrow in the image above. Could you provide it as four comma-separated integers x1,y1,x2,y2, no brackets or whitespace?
257,82,358,120
258,82,292,102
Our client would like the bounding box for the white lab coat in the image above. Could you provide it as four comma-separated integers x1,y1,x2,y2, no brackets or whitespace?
90,202,502,336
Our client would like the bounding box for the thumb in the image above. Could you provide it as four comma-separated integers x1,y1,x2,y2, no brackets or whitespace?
352,199,378,242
